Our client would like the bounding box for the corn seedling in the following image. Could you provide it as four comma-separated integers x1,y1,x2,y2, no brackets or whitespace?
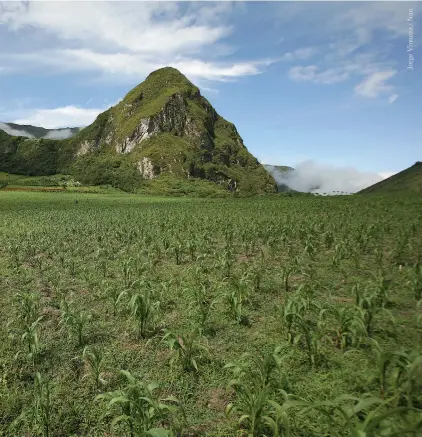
161,328,208,372
328,306,366,349
224,347,288,436
60,299,92,346
82,346,106,392
293,313,326,367
280,295,311,344
129,291,159,339
14,372,53,437
294,393,420,437
96,370,180,437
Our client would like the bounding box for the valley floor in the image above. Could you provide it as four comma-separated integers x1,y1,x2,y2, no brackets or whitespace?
0,191,421,436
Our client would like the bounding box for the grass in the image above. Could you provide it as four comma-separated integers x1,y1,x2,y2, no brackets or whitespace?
359,161,422,194
0,191,421,437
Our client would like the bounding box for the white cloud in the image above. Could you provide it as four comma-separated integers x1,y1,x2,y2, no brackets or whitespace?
13,106,107,129
0,2,270,83
267,160,388,194
43,129,76,140
281,47,319,62
379,171,396,180
278,3,421,100
388,93,399,104
288,65,349,85
354,70,396,99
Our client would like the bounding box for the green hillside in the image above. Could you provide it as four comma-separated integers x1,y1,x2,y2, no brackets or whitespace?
359,161,422,194
0,67,276,195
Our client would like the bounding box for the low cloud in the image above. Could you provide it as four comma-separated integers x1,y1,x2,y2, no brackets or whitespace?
0,121,34,138
267,160,395,194
14,105,106,129
43,129,76,140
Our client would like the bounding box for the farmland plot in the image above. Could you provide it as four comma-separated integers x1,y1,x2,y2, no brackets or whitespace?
0,191,421,437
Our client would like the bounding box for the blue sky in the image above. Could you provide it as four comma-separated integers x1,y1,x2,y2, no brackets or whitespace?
0,1,421,188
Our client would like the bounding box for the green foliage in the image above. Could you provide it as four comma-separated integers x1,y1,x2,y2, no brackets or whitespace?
71,150,142,192
96,370,180,437
359,161,422,194
14,373,53,437
129,291,159,339
60,299,92,346
0,192,421,436
161,328,209,372
82,346,106,392
224,347,290,436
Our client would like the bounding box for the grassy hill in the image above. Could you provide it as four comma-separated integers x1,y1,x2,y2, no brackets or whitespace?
359,161,422,194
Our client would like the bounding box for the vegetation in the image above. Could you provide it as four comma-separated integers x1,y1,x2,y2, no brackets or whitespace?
0,191,421,436
359,162,422,194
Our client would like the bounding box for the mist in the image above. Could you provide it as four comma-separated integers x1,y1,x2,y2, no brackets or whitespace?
268,160,389,194
43,129,75,140
0,122,34,138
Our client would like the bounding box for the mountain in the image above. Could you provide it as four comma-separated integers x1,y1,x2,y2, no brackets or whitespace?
263,164,296,192
359,161,422,194
0,122,79,139
0,67,276,194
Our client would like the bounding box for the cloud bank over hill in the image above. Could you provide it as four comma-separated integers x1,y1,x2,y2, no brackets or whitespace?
268,160,395,194
0,122,34,138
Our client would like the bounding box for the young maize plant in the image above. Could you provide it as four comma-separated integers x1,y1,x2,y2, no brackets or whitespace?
293,393,421,437
106,284,127,316
13,372,53,437
194,292,218,336
59,299,92,347
129,291,159,339
82,346,106,393
280,295,313,344
17,316,44,366
327,306,366,349
293,312,326,367
389,349,422,408
160,328,209,372
224,347,290,437
96,370,181,437
170,240,183,265
409,262,422,300
222,289,245,324
121,258,133,288
16,292,40,328
354,284,396,338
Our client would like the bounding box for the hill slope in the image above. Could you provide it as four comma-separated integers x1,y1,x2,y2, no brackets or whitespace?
0,68,276,194
359,162,422,194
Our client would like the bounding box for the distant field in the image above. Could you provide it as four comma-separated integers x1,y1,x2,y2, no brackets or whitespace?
0,191,421,437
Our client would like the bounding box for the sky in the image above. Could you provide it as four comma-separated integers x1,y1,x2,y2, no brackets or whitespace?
0,1,421,192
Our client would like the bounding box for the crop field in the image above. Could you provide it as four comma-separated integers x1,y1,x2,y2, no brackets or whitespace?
0,191,421,437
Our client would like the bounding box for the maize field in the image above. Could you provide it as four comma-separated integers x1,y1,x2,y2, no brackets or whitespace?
0,191,421,437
